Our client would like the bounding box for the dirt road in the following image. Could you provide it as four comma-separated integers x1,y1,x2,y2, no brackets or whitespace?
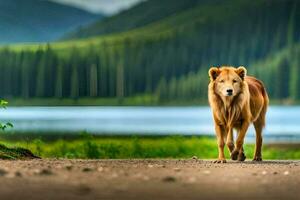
0,159,299,200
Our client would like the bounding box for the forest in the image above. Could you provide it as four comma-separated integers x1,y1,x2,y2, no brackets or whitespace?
0,0,299,104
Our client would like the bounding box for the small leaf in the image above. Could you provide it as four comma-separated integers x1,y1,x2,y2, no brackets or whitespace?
0,100,8,108
0,100,8,105
6,122,13,128
0,124,6,131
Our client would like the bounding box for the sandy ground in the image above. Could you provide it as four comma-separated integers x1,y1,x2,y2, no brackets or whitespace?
0,159,299,200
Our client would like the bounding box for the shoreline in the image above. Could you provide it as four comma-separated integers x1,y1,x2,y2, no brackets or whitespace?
4,97,300,107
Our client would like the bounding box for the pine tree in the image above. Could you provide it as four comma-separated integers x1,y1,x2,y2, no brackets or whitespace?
288,2,298,100
89,64,98,97
156,77,168,101
55,62,64,99
70,65,79,99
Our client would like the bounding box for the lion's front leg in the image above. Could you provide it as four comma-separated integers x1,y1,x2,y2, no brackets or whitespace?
231,121,250,161
226,128,235,153
214,124,227,163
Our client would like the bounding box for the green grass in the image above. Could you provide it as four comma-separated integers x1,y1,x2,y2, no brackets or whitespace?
1,135,299,160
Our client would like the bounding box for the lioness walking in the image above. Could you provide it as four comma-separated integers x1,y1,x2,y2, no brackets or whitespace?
208,66,269,163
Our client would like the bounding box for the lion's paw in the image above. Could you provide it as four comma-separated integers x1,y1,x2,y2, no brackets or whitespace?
252,156,262,162
213,159,227,164
230,150,239,160
238,152,246,161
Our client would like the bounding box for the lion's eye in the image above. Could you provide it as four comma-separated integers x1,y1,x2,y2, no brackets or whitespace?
233,79,238,83
219,80,225,83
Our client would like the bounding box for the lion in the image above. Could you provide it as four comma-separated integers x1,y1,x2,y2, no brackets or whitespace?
208,66,269,163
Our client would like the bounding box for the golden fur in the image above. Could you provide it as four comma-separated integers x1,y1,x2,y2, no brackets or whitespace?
208,66,269,163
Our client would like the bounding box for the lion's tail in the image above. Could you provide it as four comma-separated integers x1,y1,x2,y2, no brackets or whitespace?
259,84,269,127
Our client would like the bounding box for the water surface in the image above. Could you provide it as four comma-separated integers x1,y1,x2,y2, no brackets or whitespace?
1,106,300,142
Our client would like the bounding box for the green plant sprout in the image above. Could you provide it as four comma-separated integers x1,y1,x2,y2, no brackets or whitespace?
0,100,13,131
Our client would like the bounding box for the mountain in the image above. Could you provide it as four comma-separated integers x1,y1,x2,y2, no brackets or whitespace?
1,0,300,103
64,0,223,40
0,0,103,44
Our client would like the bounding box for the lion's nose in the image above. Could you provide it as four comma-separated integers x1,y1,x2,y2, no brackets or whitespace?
226,89,233,94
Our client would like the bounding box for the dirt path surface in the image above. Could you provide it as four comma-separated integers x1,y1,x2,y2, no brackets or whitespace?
0,159,299,200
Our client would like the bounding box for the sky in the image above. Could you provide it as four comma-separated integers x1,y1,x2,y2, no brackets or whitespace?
51,0,144,15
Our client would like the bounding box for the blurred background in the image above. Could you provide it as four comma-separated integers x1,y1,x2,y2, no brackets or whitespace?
0,0,299,159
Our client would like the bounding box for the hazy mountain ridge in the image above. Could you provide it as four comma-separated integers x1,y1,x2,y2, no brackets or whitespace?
64,0,224,40
0,0,103,43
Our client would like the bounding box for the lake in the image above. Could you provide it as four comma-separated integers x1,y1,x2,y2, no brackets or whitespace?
1,106,300,142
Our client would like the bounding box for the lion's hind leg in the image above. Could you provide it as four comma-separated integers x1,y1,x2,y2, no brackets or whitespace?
253,120,263,161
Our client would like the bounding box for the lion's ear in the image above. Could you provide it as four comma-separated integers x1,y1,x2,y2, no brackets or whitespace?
208,67,220,81
236,66,247,80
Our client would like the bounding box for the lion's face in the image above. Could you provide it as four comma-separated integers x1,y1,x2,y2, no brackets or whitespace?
209,66,246,98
